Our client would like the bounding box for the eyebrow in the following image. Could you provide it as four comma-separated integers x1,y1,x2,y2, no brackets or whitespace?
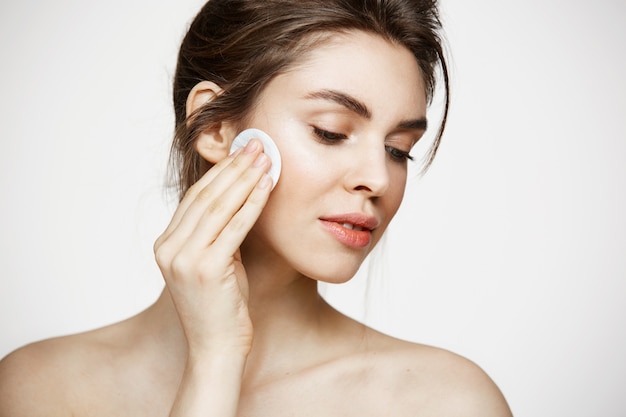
398,118,428,131
303,88,427,131
304,89,371,119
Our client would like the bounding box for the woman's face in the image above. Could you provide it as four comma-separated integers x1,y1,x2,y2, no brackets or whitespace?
240,30,428,283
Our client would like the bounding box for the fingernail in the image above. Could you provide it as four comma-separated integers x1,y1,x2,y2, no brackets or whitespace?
244,139,259,153
258,174,272,189
253,153,268,167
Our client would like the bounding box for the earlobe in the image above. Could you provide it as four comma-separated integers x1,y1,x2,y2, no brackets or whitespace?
186,81,237,164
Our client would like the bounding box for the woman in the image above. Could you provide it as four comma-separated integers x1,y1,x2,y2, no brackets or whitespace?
0,0,512,415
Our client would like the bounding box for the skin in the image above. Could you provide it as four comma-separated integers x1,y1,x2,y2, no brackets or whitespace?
0,31,512,417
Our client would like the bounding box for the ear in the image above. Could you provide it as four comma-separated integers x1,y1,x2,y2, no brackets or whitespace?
186,81,238,164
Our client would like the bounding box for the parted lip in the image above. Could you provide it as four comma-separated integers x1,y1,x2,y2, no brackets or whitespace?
318,213,380,231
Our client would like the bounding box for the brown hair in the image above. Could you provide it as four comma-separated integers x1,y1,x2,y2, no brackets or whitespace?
170,0,450,198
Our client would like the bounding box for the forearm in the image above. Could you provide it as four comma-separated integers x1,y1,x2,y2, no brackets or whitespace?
169,352,248,417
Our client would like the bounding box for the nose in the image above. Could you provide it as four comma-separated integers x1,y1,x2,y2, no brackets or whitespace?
345,140,390,197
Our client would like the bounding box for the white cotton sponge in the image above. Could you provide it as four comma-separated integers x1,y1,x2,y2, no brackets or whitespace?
229,128,282,190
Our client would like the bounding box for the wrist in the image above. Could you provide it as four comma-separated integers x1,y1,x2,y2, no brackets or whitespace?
186,347,249,369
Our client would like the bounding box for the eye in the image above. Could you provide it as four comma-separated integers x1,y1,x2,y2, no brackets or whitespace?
385,146,414,163
312,126,347,143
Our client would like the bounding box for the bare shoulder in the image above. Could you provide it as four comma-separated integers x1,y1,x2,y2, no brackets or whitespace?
361,330,513,417
0,321,143,417
0,335,85,417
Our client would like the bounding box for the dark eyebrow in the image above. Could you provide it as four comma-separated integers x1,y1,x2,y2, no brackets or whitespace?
303,89,428,133
303,89,371,119
398,118,428,132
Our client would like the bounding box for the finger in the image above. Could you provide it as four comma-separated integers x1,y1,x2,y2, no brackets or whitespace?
209,173,273,259
161,147,243,240
164,142,268,250
181,152,270,251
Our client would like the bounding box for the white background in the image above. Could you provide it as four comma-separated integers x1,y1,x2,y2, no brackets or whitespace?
1,1,624,416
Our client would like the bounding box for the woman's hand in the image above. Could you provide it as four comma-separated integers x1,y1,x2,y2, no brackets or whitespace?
154,139,272,359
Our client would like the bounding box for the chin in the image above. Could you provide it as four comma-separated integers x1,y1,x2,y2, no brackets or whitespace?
297,258,366,285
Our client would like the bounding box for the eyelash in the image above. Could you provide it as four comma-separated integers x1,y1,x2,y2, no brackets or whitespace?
386,146,414,162
312,127,414,163
312,127,347,142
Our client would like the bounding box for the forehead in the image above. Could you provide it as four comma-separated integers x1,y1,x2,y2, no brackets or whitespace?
261,31,427,119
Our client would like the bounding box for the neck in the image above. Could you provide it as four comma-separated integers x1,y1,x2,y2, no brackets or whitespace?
237,236,337,353
145,253,352,386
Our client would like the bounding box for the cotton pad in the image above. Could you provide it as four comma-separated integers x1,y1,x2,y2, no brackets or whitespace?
229,128,282,190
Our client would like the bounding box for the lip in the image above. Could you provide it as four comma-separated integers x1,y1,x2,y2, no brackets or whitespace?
319,213,380,248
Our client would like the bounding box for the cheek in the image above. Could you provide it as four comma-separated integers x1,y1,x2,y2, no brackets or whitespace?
258,141,326,219
384,169,408,217
277,136,337,192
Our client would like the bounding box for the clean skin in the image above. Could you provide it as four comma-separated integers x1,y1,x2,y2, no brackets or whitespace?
0,30,512,417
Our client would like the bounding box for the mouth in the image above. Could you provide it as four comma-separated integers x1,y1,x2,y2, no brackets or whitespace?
339,223,367,232
319,213,380,248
